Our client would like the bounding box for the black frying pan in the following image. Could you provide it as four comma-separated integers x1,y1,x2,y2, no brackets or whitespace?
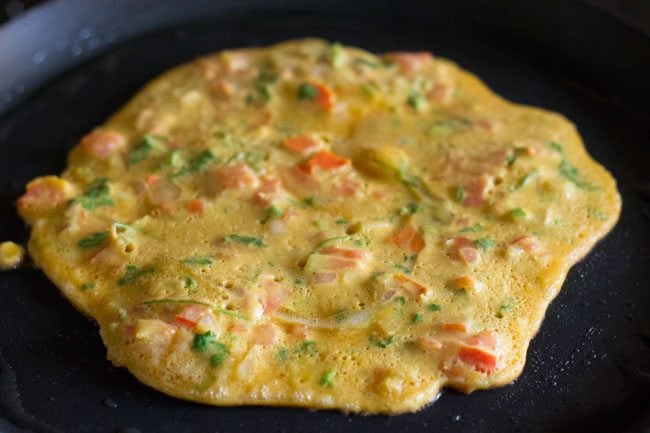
1,1,649,432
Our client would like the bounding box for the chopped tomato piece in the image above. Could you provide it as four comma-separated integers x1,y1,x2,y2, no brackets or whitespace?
383,51,433,74
419,337,443,351
174,305,209,329
463,175,492,207
313,83,335,110
301,151,348,173
211,163,259,189
251,176,284,207
186,198,205,214
467,331,498,351
442,322,468,333
391,225,425,254
260,280,290,314
145,174,161,186
17,176,70,215
458,345,497,373
282,134,324,155
252,324,277,345
81,129,125,159
511,236,542,252
427,82,452,104
338,178,359,197
392,273,427,300
447,237,480,264
288,324,309,339
320,246,364,259
314,272,337,284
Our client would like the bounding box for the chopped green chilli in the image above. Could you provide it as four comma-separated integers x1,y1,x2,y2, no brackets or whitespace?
78,231,110,249
224,235,266,247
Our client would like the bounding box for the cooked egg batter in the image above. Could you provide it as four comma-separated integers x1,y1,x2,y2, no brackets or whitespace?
16,39,620,413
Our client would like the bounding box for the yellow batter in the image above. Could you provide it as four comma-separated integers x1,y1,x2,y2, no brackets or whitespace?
16,39,620,413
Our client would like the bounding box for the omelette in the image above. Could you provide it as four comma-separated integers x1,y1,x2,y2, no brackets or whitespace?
15,39,620,413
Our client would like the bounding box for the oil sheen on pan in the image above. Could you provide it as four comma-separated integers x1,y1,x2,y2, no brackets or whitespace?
14,39,621,414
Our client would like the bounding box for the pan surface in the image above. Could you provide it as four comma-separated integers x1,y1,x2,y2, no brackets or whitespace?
0,1,649,432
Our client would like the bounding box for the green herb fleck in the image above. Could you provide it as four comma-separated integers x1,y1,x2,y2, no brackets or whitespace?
184,255,212,266
496,296,516,318
473,237,495,250
395,296,407,305
559,160,597,190
298,82,318,100
429,119,469,135
335,218,348,225
369,335,395,348
394,264,412,274
398,202,420,215
459,224,484,233
184,276,197,290
549,141,565,155
354,57,380,68
78,231,110,249
296,340,317,355
192,331,215,353
320,370,336,388
302,196,315,207
514,170,539,191
454,185,465,203
74,178,114,210
263,205,283,222
407,90,425,110
427,303,441,312
128,135,157,165
412,313,423,324
278,347,289,362
210,342,229,366
80,282,95,291
175,149,217,177
117,265,153,286
224,235,266,248
510,207,527,219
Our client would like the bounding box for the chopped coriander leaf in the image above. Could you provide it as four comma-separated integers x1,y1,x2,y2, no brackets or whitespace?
296,340,317,355
559,160,597,190
210,342,229,366
394,264,412,274
496,297,516,318
459,224,484,233
192,331,215,352
302,196,315,207
117,264,153,286
395,296,406,305
454,185,465,202
369,335,395,348
74,177,115,210
278,347,289,362
174,149,217,177
224,235,266,247
473,237,495,250
80,282,95,291
184,276,197,290
412,313,423,323
320,370,336,388
298,82,318,100
510,207,527,219
128,135,157,165
429,119,469,135
78,231,110,249
184,255,213,265
506,154,517,167
263,205,283,222
427,303,441,312
335,218,348,225
398,202,419,215
514,170,539,191
407,90,425,110
549,141,565,155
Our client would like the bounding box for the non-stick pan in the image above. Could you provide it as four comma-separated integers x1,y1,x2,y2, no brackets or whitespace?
0,1,649,432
